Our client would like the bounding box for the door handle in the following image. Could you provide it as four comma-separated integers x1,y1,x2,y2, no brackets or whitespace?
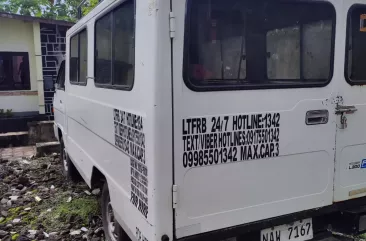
306,110,329,125
60,100,62,104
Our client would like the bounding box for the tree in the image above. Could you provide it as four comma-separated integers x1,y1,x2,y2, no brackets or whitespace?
81,0,99,16
0,0,100,22
0,0,47,16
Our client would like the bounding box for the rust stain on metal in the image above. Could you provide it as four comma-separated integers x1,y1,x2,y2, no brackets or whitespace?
148,0,156,16
349,188,366,197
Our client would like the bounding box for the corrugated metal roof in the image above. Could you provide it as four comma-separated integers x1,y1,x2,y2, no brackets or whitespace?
0,12,74,26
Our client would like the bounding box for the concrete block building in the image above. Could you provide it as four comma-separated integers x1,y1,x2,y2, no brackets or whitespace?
0,12,73,133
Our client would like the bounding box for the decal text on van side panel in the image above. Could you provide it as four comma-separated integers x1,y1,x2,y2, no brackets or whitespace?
113,109,148,219
182,113,280,168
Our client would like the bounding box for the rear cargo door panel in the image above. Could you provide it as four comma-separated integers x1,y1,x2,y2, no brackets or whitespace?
333,0,366,202
172,0,338,238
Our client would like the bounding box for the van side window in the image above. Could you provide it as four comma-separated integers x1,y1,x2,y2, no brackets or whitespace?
345,5,366,84
95,0,135,90
95,14,112,85
70,29,88,85
184,0,335,91
56,61,65,90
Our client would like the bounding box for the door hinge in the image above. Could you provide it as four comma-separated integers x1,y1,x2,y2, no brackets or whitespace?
169,12,176,39
172,184,178,209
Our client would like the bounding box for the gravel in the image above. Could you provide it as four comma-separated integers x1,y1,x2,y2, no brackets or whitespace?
0,153,105,241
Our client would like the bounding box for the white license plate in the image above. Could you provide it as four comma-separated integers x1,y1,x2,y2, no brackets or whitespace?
260,218,313,241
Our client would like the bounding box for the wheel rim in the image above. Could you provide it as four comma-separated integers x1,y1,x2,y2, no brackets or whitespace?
107,202,118,241
62,148,68,172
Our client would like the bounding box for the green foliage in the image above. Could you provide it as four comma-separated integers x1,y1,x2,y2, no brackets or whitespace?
0,109,13,118
82,0,99,16
6,109,13,117
0,0,100,22
41,196,100,231
0,0,45,16
11,233,19,240
0,194,100,232
0,206,23,225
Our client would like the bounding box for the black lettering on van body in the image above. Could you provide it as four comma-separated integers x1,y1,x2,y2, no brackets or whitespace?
183,119,190,135
253,144,259,159
240,146,247,161
131,192,138,207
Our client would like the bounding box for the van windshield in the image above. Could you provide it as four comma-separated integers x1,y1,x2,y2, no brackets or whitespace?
184,0,335,88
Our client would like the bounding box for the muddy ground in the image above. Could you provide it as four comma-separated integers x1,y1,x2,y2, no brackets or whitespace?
0,153,105,241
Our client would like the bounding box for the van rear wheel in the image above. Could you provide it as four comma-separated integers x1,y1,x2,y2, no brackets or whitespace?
59,138,80,182
101,182,130,241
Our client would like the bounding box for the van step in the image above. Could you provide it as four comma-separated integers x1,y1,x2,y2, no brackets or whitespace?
0,131,29,148
35,141,60,157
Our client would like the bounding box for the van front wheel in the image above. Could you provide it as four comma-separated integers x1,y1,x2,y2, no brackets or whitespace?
102,182,130,241
59,138,80,182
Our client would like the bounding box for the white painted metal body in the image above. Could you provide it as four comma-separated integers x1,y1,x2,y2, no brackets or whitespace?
53,0,366,241
53,59,66,141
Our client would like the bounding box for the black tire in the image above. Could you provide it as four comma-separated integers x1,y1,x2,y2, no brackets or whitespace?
102,182,130,241
59,137,81,182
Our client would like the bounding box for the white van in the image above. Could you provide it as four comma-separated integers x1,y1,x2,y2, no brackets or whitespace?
53,0,366,241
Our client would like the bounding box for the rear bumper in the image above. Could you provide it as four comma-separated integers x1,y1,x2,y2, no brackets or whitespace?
176,196,366,241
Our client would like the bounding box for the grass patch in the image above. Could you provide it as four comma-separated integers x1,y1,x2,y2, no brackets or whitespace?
0,207,24,225
11,233,19,240
0,185,100,232
1,194,101,232
40,196,99,231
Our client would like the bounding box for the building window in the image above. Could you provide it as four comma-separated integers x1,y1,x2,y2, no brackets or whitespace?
94,0,135,90
345,5,366,84
70,29,88,84
184,0,335,91
0,52,30,91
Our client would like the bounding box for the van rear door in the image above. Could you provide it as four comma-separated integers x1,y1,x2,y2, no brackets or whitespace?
172,0,337,238
333,2,366,202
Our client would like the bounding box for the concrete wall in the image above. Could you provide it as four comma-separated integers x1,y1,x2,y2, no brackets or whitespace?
0,17,43,113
